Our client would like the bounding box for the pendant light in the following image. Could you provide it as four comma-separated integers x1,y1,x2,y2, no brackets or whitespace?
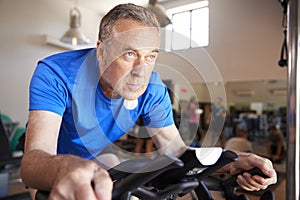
60,7,90,45
147,0,171,27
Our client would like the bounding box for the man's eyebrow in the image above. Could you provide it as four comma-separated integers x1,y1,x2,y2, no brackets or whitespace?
122,46,159,53
152,49,159,53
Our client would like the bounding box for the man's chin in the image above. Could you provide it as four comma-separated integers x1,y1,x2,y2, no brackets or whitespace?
123,87,146,100
123,94,140,100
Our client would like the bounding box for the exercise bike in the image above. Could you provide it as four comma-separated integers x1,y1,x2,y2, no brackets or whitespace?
36,148,275,200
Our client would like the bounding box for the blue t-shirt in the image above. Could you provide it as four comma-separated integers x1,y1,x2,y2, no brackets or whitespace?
29,48,174,159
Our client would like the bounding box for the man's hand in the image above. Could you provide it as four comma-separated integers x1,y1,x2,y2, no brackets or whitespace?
21,111,113,200
226,152,277,191
49,158,112,200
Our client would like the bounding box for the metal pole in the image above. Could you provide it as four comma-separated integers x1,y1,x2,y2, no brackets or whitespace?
286,0,300,199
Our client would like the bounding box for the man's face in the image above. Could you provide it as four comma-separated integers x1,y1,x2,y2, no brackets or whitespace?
97,19,160,100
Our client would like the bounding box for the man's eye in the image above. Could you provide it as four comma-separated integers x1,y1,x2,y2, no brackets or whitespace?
125,51,135,57
122,51,137,61
147,54,156,62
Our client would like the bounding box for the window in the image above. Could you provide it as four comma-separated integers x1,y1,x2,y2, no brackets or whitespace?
165,1,209,50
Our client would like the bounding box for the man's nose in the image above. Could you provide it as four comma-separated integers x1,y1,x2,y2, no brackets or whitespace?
132,58,147,77
132,64,146,77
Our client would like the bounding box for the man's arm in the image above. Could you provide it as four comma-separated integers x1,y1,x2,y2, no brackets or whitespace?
147,124,277,191
21,110,112,200
146,124,187,156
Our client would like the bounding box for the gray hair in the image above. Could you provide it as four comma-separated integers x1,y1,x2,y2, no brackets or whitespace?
98,3,160,41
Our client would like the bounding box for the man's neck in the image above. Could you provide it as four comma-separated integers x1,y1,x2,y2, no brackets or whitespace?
99,78,120,99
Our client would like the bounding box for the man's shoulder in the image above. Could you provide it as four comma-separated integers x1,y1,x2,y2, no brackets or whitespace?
149,71,160,81
35,48,96,77
146,71,166,92
45,48,94,58
40,48,95,67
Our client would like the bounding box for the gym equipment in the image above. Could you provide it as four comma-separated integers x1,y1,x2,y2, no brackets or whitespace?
35,148,275,200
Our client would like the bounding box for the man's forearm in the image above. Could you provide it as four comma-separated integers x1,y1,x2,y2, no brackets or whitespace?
148,125,188,157
21,149,82,191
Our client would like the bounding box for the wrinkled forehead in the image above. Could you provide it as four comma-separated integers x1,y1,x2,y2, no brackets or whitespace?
102,27,160,51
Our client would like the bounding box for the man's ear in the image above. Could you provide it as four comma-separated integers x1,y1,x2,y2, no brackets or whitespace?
96,40,104,60
96,40,102,47
96,40,109,73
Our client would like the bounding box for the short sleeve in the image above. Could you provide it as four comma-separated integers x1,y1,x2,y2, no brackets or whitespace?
29,61,68,116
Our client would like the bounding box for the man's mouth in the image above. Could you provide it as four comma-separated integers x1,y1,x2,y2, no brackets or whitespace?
127,83,143,91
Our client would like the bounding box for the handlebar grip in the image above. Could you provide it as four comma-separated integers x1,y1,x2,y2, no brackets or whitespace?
222,167,270,187
35,190,49,200
247,167,269,178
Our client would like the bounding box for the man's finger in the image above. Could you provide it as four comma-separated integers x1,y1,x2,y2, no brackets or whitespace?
93,168,113,200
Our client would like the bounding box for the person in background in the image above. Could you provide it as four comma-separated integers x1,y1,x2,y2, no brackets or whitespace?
187,96,201,147
210,97,226,147
21,3,277,200
225,129,253,153
267,125,285,163
134,118,154,157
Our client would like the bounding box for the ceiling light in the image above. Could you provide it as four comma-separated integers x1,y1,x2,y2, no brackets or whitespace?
147,0,171,27
60,7,90,45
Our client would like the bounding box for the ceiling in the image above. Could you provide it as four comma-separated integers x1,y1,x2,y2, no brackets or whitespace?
68,0,195,15
68,0,149,14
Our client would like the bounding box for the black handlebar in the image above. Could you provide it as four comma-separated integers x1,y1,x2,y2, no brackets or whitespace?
111,154,184,199
35,149,275,200
202,167,272,200
223,167,270,188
